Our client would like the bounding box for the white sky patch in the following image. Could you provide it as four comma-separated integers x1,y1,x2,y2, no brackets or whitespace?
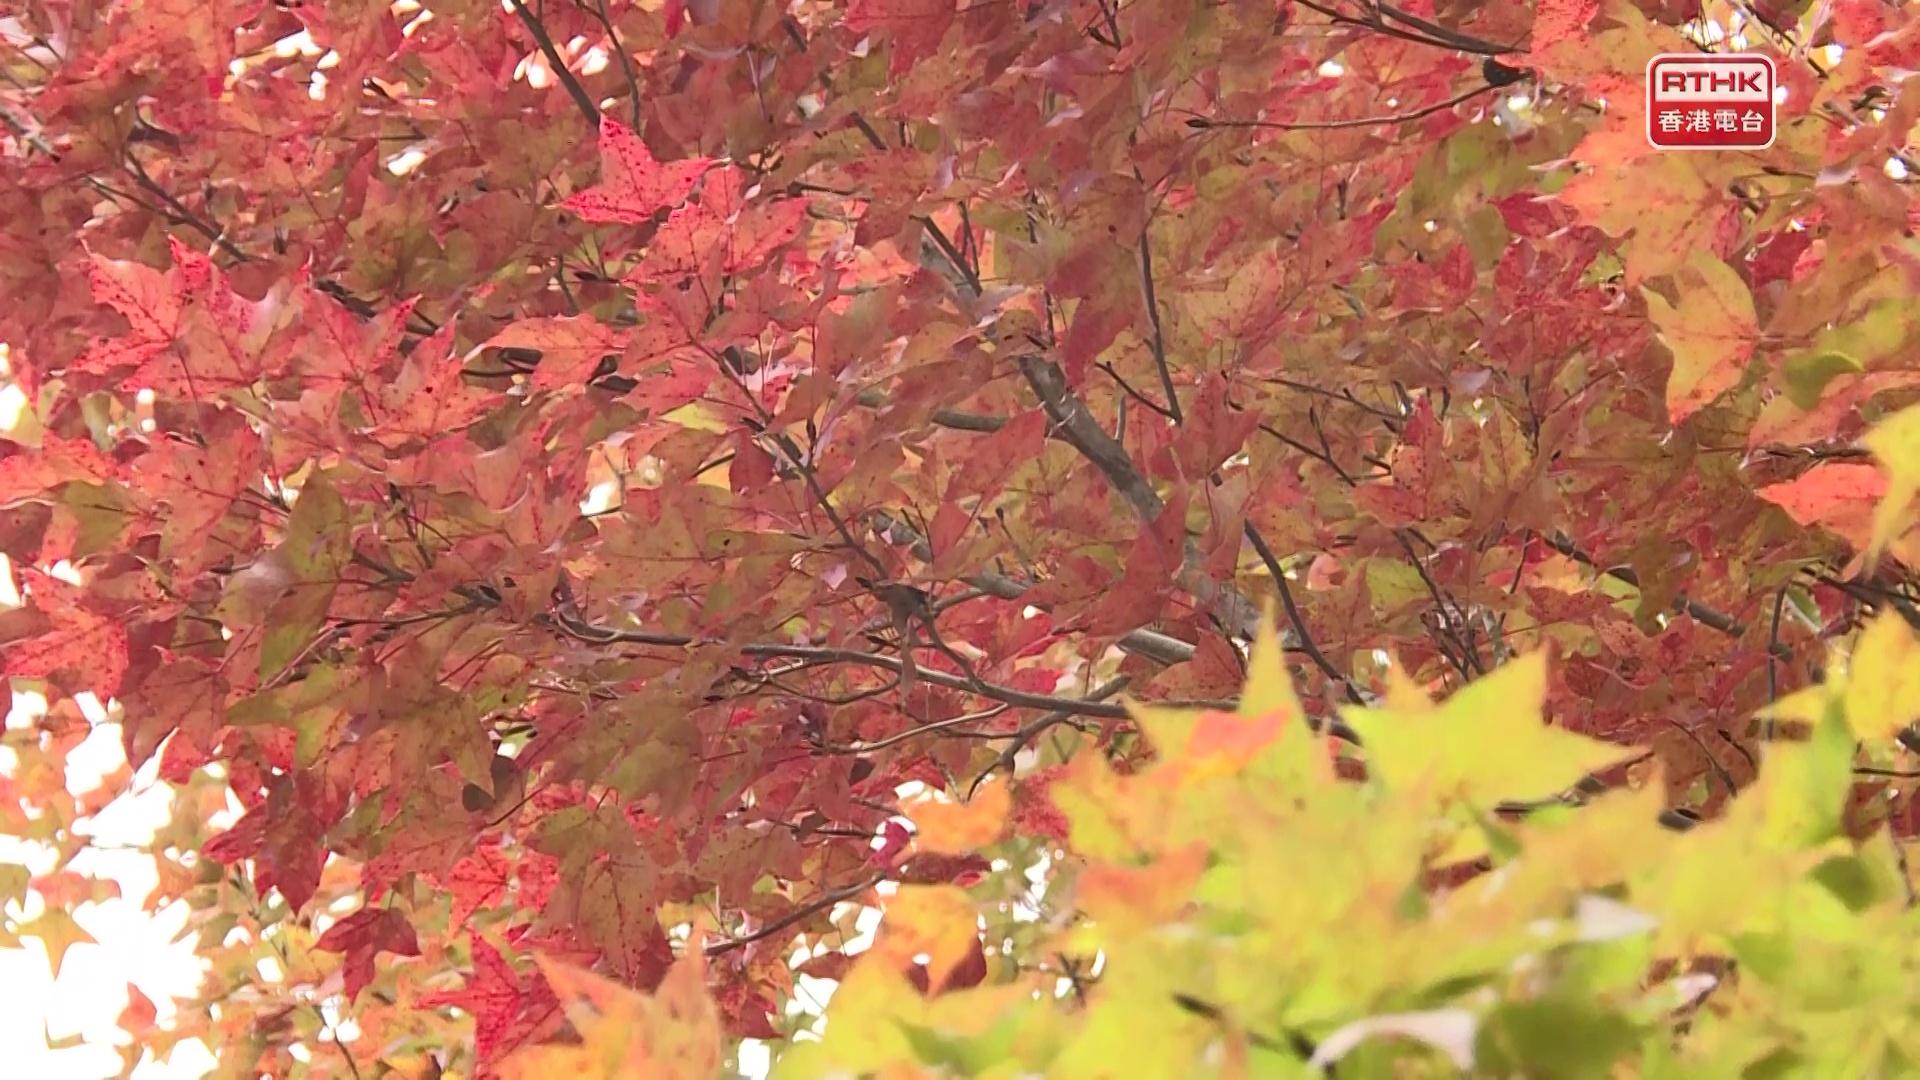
580,477,621,515
0,383,27,431
272,29,322,59
1,691,216,1078
386,146,428,176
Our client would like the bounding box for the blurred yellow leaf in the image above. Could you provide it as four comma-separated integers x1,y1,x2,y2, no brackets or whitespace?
1346,653,1624,807
1865,403,1920,557
1076,843,1208,930
502,927,721,1080
867,885,979,989
1844,614,1920,742
19,908,94,979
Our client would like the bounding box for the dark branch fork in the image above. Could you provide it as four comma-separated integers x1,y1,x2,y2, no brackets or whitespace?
543,603,1266,727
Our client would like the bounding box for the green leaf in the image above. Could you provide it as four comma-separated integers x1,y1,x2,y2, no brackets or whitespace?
1808,854,1889,913
1782,300,1914,407
1476,997,1638,1080
0,863,28,907
1783,351,1865,410
18,908,96,978
1738,703,1856,851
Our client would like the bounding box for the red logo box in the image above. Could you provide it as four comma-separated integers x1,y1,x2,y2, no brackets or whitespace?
1645,53,1776,150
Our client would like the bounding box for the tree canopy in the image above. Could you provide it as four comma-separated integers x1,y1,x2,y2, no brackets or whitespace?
4,0,1920,1074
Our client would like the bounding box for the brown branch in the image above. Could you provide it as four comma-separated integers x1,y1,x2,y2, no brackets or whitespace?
1186,82,1499,133
583,0,642,128
1856,766,1920,779
966,676,1129,798
1767,585,1788,701
1138,227,1181,423
1018,354,1263,640
507,0,600,128
1244,522,1364,706
124,150,250,262
904,208,1269,644
1391,528,1485,677
1542,533,1792,659
1491,750,1660,819
815,704,1012,754
546,608,1194,719
1293,0,1520,56
1374,2,1522,55
706,872,886,956
867,509,1206,667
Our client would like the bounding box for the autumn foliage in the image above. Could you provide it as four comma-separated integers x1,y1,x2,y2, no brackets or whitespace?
5,0,1920,1074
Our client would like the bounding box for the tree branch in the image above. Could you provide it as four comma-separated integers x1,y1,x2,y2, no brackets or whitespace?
1542,534,1792,659
1293,0,1520,56
508,0,600,128
583,0,642,128
545,607,1218,720
1138,226,1182,423
1244,523,1364,705
1018,354,1264,640
705,872,886,956
1186,83,1499,133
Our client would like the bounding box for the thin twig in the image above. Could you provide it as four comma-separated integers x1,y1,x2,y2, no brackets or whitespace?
1542,533,1791,659
585,0,642,128
548,609,1189,720
507,0,600,127
1186,82,1498,132
1138,226,1181,423
706,873,886,956
124,151,250,262
816,704,1013,755
1767,585,1788,701
1245,523,1365,706
966,677,1130,798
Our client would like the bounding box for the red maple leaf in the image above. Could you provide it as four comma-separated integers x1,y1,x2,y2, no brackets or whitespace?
441,840,514,929
418,940,563,1067
314,906,421,999
72,238,289,396
482,315,632,392
200,774,336,913
633,167,812,284
561,116,713,225
844,0,956,76
367,322,499,448
71,248,181,376
0,434,122,507
2,569,129,699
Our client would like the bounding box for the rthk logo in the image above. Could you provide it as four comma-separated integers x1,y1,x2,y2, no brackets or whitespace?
1646,54,1776,150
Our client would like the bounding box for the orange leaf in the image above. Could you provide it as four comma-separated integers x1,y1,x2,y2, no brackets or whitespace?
909,778,1011,854
1757,462,1886,550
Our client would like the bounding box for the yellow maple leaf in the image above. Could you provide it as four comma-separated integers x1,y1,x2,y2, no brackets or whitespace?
502,928,722,1080
1345,652,1625,807
18,908,95,979
1865,402,1920,557
1843,614,1920,743
1642,251,1759,425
